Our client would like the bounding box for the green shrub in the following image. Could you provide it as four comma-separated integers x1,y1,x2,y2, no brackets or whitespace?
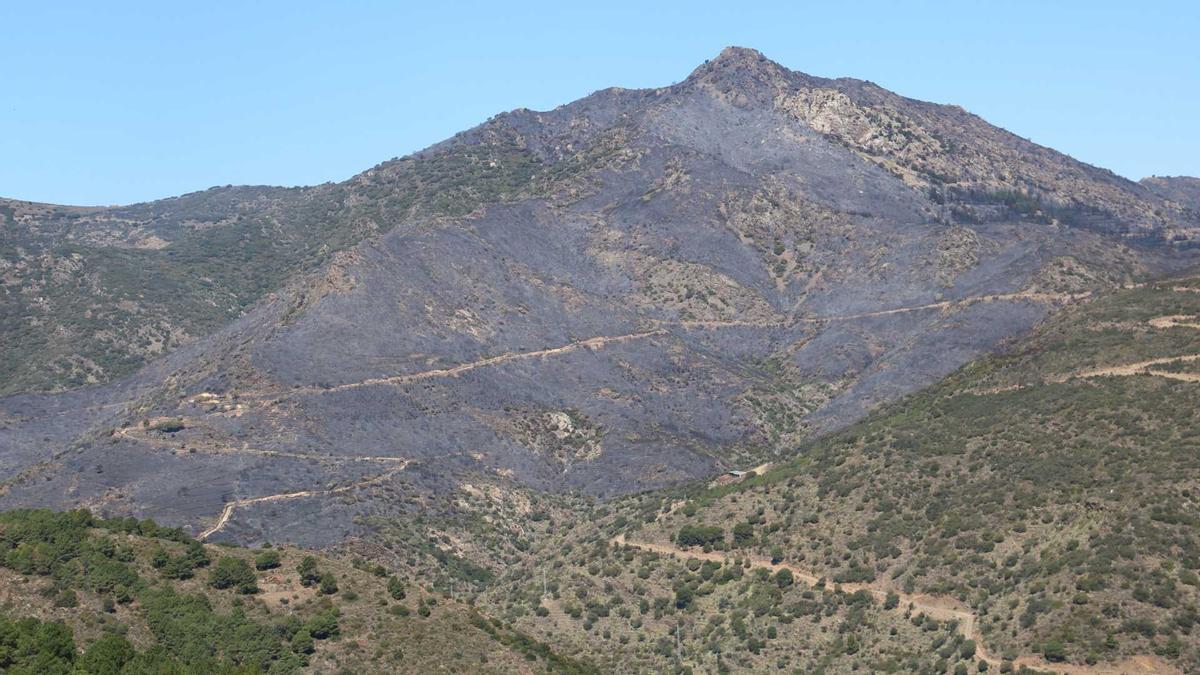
255,550,281,571
677,525,724,548
209,556,258,593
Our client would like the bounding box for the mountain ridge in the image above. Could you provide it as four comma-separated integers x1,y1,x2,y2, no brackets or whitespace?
2,47,1198,551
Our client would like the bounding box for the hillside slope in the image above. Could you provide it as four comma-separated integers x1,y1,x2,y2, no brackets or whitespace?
2,48,1198,549
574,274,1200,672
0,508,589,674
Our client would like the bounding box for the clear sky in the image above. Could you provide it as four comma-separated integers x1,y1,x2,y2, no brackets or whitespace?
3,1,1197,206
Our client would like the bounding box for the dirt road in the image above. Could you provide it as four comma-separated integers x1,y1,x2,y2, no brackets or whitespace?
198,462,409,540
313,330,669,394
291,290,1078,396
1062,312,1200,384
611,534,1179,674
973,283,1200,395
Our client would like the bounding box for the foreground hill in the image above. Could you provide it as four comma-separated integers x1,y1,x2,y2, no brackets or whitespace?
2,47,1199,550
0,508,588,674
485,274,1196,672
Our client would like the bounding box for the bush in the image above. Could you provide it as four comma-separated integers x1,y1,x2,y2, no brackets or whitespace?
291,628,315,654
209,556,258,593
255,550,281,571
775,568,794,588
79,634,136,674
150,418,185,433
674,585,695,610
319,572,339,595
298,556,321,587
732,522,755,547
387,576,406,600
1043,640,1066,662
54,588,78,608
960,639,976,659
677,525,724,548
305,611,340,640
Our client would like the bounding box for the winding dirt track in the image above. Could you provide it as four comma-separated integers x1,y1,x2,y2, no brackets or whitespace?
1070,312,1200,381
792,290,1087,324
284,290,1079,397
975,287,1200,395
1066,314,1200,383
611,535,1179,674
309,330,669,394
197,462,409,540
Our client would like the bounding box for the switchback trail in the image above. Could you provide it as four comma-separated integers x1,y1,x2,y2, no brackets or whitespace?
611,534,1180,674
197,462,409,540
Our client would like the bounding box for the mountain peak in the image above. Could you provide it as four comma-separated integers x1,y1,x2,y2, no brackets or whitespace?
688,46,788,78
684,46,794,105
712,45,771,66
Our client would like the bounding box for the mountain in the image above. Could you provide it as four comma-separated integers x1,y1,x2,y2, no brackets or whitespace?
2,47,1198,552
4,46,1200,674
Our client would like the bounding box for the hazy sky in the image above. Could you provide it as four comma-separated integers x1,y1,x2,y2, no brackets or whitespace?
3,1,1197,205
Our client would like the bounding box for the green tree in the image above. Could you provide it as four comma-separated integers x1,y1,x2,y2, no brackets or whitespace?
209,556,258,593
291,628,315,655
297,556,321,587
183,541,210,569
676,525,724,548
305,612,339,640
387,576,406,600
732,522,755,547
774,568,794,588
318,572,339,595
0,618,76,674
960,639,976,659
78,634,136,675
674,585,695,609
161,556,195,580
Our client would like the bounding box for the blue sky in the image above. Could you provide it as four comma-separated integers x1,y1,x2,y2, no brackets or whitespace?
2,1,1197,206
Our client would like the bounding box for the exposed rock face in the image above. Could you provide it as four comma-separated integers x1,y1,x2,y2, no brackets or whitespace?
1,47,1197,546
